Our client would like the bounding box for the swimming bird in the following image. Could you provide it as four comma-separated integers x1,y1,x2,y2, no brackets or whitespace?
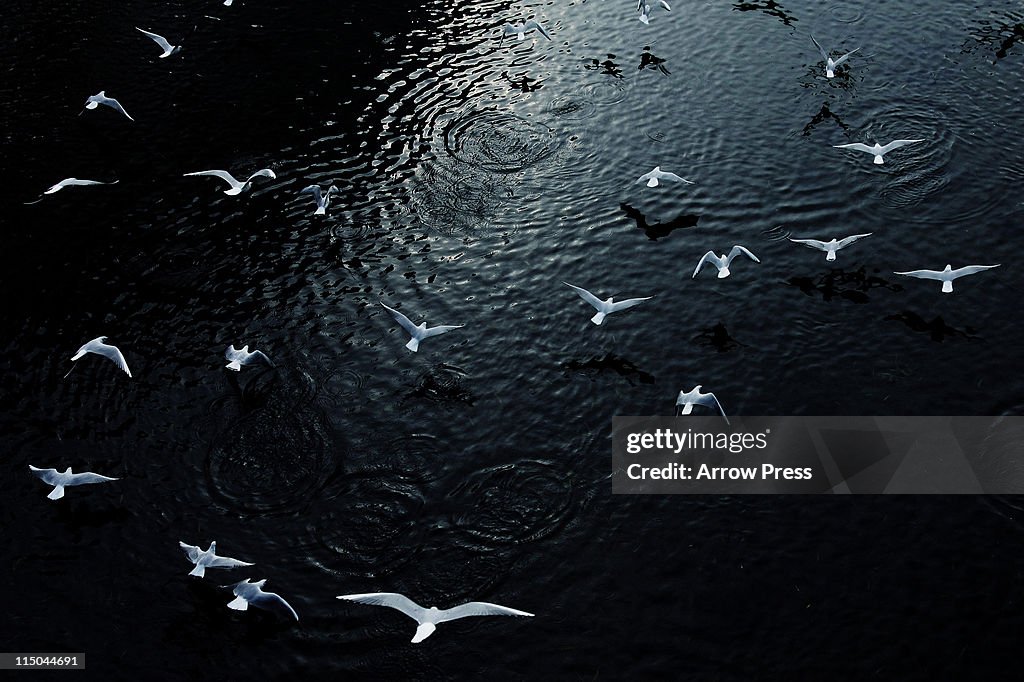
692,245,760,279
833,139,924,165
179,541,254,578
675,385,729,423
299,184,339,215
563,282,652,326
810,36,860,78
29,465,118,501
83,91,134,121
135,27,181,58
893,264,1000,293
66,337,131,378
381,302,463,352
501,20,551,42
227,579,298,621
336,593,533,643
224,345,274,371
183,168,276,195
638,0,671,24
636,166,694,188
789,233,872,261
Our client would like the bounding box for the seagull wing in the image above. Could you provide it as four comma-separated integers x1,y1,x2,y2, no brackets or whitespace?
658,171,694,184
381,303,421,337
696,392,730,424
136,27,174,52
949,264,1000,279
894,269,944,281
692,251,716,278
607,296,652,313
525,20,551,40
833,143,877,154
179,542,203,563
250,350,274,367
422,324,464,339
635,169,656,184
207,554,255,569
728,245,760,263
789,238,829,251
94,342,132,377
246,169,276,183
834,233,872,249
563,282,605,312
436,601,534,623
659,0,671,10
250,588,299,621
300,185,322,201
337,593,428,623
877,139,925,154
29,465,61,486
184,170,241,188
68,471,118,485
810,35,829,61
104,97,135,121
830,47,860,67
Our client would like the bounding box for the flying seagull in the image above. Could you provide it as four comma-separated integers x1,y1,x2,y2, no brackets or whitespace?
135,27,181,58
893,264,1000,293
25,178,119,204
501,20,551,42
179,541,254,578
380,302,463,352
299,184,339,215
789,233,872,261
638,0,671,24
224,345,274,371
337,593,533,643
675,385,729,423
66,336,131,378
183,168,276,195
833,139,924,165
563,282,652,326
83,91,134,121
29,465,118,501
636,166,694,188
692,245,760,279
810,36,860,78
227,579,298,621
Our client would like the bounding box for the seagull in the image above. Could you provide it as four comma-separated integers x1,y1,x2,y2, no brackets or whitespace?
336,593,533,643
380,302,463,352
227,579,298,621
638,0,671,24
675,385,729,423
29,465,118,501
135,27,181,58
183,168,276,195
893,264,1001,293
789,233,872,261
83,91,134,121
299,184,339,215
833,139,924,165
179,541,254,578
636,166,694,188
692,245,760,279
501,20,551,42
563,282,652,326
224,345,274,371
810,36,860,78
25,178,119,204
66,336,131,378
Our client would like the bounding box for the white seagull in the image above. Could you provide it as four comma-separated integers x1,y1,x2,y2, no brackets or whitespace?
692,245,760,279
300,184,339,215
25,178,119,204
636,166,694,188
638,0,671,24
135,27,182,58
183,168,276,195
675,385,729,423
29,465,118,501
893,264,1000,293
224,345,274,371
66,336,131,378
381,302,463,352
501,20,551,42
83,91,134,121
833,139,925,165
337,593,533,643
227,579,298,621
789,233,872,261
563,282,652,326
810,36,860,78
179,541,254,578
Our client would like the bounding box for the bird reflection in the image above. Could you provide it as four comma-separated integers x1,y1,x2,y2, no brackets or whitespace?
562,354,655,385
692,323,745,353
732,0,798,26
620,203,699,241
802,101,851,136
639,46,670,75
787,267,902,303
585,54,624,78
963,13,1024,63
884,312,978,342
502,71,543,92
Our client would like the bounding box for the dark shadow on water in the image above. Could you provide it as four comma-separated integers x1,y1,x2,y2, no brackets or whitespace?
562,354,656,385
692,323,745,353
732,0,799,26
802,101,851,136
962,11,1024,63
639,46,670,75
787,267,902,303
401,364,475,407
620,203,699,241
884,312,979,342
502,71,543,93
584,54,624,78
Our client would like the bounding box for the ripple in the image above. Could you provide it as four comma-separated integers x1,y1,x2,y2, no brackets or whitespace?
348,433,447,484
578,77,631,106
443,109,563,174
828,4,865,24
408,160,514,235
547,92,598,121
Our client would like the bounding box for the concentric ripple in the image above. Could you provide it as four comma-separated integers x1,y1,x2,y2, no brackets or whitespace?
442,109,563,174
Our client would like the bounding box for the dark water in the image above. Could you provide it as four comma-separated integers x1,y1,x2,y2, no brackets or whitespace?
2,0,1024,679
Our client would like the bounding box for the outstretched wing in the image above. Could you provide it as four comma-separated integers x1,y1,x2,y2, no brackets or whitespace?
246,169,276,183
692,251,716,278
833,143,876,154
728,245,760,263
381,303,421,337
894,269,944,281
69,471,118,485
250,350,274,367
830,47,860,67
563,282,605,312
184,170,240,188
436,601,534,623
104,97,135,121
337,593,427,623
94,342,132,377
136,27,173,52
696,393,730,424
251,589,299,621
300,185,323,201
29,465,61,486
607,296,652,313
659,0,671,10
207,554,255,569
658,171,694,184
635,169,656,184
422,324,463,339
524,20,551,40
789,238,828,251
834,233,872,249
179,542,202,563
878,139,924,154
950,264,1000,279
810,35,829,61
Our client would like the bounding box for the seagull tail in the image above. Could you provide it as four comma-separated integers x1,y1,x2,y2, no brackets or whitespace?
717,267,731,279
826,251,837,262
942,281,953,294
405,338,420,352
646,178,658,187
873,155,884,165
225,361,242,371
590,312,607,326
411,622,436,643
227,596,249,611
48,485,65,501
314,206,326,216
189,564,206,578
